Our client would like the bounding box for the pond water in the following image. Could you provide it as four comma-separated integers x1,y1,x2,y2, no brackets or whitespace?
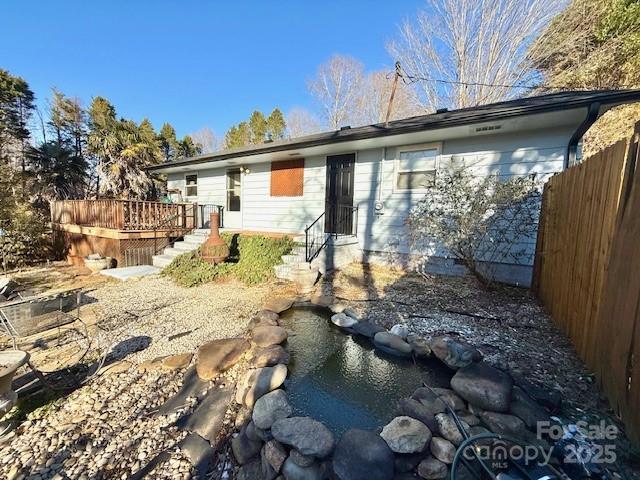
278,307,453,436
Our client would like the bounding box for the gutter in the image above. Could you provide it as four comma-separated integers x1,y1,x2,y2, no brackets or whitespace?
565,102,601,169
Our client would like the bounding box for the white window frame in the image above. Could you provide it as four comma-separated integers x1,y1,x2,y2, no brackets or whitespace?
393,142,442,193
184,173,198,199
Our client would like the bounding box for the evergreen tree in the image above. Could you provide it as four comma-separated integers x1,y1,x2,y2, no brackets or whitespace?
249,111,267,144
178,135,201,157
266,108,286,141
159,122,179,162
224,122,251,149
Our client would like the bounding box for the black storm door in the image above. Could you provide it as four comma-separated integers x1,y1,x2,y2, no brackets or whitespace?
325,153,355,234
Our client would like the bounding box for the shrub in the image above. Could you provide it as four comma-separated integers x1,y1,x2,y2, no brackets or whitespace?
163,234,294,287
0,202,50,270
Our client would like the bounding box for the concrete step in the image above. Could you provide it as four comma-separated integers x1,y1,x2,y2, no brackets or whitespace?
152,254,174,268
193,229,211,236
282,254,306,265
184,234,208,244
174,240,203,251
163,247,187,258
274,264,293,281
291,246,307,258
292,235,306,244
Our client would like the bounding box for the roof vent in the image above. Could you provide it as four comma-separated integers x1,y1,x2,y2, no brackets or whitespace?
436,108,448,114
340,125,351,130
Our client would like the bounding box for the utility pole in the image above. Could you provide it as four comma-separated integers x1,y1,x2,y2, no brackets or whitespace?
385,61,402,127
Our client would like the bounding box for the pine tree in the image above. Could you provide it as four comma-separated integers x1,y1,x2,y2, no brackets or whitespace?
266,108,286,141
249,111,267,144
159,122,179,162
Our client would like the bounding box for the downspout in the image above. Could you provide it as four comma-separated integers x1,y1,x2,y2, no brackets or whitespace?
566,102,601,169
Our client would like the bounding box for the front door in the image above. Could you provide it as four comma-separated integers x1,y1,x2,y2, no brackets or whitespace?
325,153,355,234
225,168,242,229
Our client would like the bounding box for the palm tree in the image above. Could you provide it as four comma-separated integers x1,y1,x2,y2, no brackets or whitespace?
27,141,88,203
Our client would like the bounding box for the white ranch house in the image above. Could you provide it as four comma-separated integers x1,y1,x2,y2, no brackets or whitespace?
149,91,640,286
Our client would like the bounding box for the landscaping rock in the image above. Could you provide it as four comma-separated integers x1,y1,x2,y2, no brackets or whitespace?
450,362,513,412
333,428,394,480
282,456,323,480
161,352,192,370
397,398,438,431
390,324,409,339
457,411,480,426
408,334,431,358
434,413,469,446
262,440,287,473
252,310,280,327
196,337,249,380
252,345,290,367
479,411,526,437
236,364,288,407
329,303,348,313
429,437,455,464
418,457,448,479
380,416,432,454
177,382,234,442
351,321,386,338
411,388,447,416
237,459,263,480
271,417,335,458
343,308,359,320
431,388,465,411
429,336,482,369
290,449,315,468
394,452,426,473
157,366,209,415
178,433,215,478
232,426,263,465
245,421,260,442
373,332,412,357
252,325,288,347
310,293,334,307
509,386,549,429
263,297,294,314
331,313,358,329
252,389,293,429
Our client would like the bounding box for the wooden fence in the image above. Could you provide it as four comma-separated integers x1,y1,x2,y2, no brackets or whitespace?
50,199,196,231
533,124,640,444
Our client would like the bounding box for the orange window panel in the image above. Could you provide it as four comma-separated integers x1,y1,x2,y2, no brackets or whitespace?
270,159,305,197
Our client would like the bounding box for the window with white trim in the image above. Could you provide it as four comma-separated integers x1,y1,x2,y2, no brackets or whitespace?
396,147,438,191
185,174,198,197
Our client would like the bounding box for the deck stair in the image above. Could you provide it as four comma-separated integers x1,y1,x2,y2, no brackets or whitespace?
152,230,209,268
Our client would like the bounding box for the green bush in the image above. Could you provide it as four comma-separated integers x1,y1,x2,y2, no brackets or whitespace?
163,233,294,287
1,202,50,270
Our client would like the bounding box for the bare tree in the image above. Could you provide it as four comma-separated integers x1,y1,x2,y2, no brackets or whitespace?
308,55,364,130
286,108,322,138
356,71,421,125
190,127,220,153
388,0,565,111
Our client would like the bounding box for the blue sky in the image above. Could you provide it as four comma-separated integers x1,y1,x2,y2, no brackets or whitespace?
2,0,424,138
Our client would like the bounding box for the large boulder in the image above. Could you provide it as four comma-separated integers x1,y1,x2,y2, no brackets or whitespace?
373,332,412,357
263,297,294,314
431,388,465,411
281,456,324,480
351,321,386,339
380,416,432,454
252,345,290,367
397,398,438,431
236,364,288,407
509,386,550,429
231,425,263,465
331,313,358,329
261,439,287,474
408,334,432,358
252,389,293,430
271,417,335,458
434,413,469,446
429,336,482,369
429,437,456,464
411,388,447,416
251,310,280,327
252,325,288,347
479,411,526,437
196,338,249,380
390,324,409,339
450,362,513,412
333,429,394,480
418,456,448,479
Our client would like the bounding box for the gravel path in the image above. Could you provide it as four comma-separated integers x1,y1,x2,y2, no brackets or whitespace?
89,275,270,363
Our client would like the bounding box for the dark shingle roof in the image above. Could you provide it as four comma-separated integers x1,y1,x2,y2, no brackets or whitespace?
149,90,640,171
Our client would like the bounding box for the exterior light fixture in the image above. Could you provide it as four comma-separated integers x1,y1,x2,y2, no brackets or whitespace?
240,166,251,175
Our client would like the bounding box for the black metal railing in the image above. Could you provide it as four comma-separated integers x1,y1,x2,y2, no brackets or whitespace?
304,204,358,262
197,204,224,229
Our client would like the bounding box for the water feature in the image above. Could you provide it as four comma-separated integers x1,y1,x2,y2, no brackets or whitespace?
278,307,452,436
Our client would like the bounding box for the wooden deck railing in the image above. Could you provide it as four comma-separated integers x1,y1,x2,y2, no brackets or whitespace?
50,199,196,231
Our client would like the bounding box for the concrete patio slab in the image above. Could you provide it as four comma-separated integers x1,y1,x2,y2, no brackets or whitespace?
99,265,161,281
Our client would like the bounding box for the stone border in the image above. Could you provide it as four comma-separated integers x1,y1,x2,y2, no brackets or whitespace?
229,295,559,480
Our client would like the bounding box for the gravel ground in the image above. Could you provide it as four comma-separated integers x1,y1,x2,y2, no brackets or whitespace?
88,275,271,363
